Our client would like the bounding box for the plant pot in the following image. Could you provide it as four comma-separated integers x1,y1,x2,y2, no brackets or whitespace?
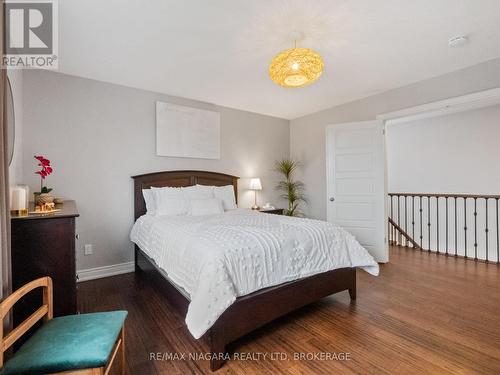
35,193,54,205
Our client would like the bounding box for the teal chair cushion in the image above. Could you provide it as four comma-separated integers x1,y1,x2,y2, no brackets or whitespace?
2,310,127,375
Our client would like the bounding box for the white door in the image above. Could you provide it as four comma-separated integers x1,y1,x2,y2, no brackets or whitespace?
326,121,388,262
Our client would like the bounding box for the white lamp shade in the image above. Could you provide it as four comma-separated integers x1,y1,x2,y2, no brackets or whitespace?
249,178,262,190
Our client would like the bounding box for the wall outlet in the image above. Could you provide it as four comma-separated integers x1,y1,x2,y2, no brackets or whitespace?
84,244,93,256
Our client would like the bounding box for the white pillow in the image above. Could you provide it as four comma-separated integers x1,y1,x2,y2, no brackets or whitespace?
189,198,224,216
213,185,237,210
152,186,188,216
183,185,214,200
142,189,156,215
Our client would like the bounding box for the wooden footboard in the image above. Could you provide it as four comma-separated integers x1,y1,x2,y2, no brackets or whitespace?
135,247,356,371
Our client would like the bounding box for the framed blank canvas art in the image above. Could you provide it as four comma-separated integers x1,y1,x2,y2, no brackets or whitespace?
156,101,221,159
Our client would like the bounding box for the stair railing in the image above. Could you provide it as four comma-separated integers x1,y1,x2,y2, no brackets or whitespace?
388,193,500,263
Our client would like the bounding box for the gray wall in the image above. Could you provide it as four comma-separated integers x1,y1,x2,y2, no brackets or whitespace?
20,57,500,270
290,58,500,220
22,71,290,271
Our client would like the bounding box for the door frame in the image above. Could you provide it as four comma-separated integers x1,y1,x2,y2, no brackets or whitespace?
326,120,388,263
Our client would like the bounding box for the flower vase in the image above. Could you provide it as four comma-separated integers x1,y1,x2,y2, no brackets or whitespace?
35,193,54,205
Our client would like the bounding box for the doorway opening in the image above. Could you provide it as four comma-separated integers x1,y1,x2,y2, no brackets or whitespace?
382,88,500,262
326,88,500,264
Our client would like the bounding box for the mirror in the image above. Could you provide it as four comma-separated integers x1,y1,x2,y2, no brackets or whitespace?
6,76,15,166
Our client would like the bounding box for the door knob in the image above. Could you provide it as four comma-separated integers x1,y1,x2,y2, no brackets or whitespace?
329,197,335,202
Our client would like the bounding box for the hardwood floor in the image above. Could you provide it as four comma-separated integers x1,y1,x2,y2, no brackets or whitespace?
78,246,500,374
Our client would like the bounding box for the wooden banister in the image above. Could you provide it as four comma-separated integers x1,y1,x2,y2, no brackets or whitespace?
389,192,500,199
388,217,420,249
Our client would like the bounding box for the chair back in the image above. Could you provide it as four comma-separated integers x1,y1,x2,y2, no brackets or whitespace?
0,276,53,366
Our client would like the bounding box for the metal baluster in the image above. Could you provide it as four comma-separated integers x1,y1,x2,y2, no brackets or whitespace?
485,198,489,262
419,196,423,250
404,196,408,247
389,194,394,245
436,197,439,253
388,197,390,245
496,198,499,263
393,195,396,245
393,196,396,245
397,195,401,246
427,196,431,252
412,196,415,248
464,197,467,258
445,197,449,255
473,197,478,260
454,197,458,257
388,210,391,246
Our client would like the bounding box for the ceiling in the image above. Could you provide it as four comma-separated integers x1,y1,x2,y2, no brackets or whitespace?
58,0,500,119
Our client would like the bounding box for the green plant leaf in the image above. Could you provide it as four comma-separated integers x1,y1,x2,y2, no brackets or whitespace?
274,158,306,217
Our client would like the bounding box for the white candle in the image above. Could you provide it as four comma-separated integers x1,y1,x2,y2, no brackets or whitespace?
10,187,27,210
18,185,29,205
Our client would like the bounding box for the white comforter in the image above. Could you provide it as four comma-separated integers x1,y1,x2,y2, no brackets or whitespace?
130,209,379,339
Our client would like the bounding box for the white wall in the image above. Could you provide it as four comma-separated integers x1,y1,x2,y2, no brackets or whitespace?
290,58,500,220
387,104,500,194
22,71,290,272
7,70,23,185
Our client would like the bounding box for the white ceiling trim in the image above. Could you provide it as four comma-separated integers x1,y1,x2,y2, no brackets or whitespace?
379,87,500,125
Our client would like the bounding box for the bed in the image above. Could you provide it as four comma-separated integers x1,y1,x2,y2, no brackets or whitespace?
131,170,378,371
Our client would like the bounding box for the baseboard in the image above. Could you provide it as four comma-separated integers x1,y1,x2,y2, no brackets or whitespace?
77,261,135,282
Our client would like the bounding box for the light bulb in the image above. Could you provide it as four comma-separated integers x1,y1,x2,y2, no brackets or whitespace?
292,62,299,70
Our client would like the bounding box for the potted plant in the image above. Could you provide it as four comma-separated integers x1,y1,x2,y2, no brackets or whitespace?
34,155,54,205
274,159,306,216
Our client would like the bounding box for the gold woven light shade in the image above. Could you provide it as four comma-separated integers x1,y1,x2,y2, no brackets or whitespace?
269,47,324,88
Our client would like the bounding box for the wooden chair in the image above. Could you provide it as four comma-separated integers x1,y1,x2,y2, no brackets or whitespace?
0,277,127,375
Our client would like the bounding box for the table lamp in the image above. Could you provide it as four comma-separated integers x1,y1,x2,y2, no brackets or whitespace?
249,178,262,210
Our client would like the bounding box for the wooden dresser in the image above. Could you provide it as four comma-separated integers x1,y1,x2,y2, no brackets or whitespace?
11,200,79,331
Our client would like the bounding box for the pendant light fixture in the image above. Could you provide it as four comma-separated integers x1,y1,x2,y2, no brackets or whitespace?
269,31,324,88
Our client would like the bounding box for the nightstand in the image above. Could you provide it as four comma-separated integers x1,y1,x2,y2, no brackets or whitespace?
258,208,284,215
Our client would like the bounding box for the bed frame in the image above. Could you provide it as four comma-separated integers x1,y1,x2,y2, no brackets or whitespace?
132,170,356,371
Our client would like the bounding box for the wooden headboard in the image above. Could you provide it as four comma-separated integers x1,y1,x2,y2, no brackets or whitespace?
132,170,239,220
